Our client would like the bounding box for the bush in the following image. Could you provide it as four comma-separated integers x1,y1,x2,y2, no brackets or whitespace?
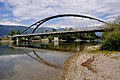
101,30,120,51
101,16,120,51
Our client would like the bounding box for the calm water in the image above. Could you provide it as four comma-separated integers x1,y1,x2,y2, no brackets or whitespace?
0,41,99,80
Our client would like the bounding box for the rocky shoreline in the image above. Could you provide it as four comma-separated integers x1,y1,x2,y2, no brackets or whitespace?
61,46,120,80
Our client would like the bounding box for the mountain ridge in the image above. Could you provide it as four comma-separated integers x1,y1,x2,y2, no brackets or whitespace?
0,25,64,36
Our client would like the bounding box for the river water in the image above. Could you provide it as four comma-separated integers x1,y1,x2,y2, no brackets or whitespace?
0,41,99,80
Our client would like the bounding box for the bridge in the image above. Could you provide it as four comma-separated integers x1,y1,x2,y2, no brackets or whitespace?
11,14,108,42
13,26,104,37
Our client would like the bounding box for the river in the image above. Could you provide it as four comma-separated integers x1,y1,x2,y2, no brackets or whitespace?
0,41,99,80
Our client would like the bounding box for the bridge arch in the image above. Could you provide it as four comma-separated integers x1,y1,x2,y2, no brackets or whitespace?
21,14,108,34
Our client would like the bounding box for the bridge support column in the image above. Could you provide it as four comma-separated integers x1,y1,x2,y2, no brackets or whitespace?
16,37,19,45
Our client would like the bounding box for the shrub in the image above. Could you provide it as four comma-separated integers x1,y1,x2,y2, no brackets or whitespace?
101,29,120,51
101,16,120,51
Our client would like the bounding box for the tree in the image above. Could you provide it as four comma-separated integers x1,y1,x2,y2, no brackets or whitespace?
113,16,120,24
45,30,48,33
64,27,69,31
8,30,21,36
104,16,120,31
64,27,74,31
52,28,57,32
68,27,74,31
16,30,21,34
101,16,120,51
9,30,16,36
78,32,98,40
101,31,120,51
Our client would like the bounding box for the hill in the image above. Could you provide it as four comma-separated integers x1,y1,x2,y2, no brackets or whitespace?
0,25,31,36
0,25,64,36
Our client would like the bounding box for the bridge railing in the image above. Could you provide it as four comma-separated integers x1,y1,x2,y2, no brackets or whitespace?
13,26,105,37
74,26,104,31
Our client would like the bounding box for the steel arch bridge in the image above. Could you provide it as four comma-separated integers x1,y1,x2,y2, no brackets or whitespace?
21,14,108,34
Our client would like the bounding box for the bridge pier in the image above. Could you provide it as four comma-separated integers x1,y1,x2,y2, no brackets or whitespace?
53,37,59,42
16,37,20,45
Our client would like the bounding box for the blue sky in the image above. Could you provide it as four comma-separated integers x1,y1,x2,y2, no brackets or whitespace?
0,0,120,28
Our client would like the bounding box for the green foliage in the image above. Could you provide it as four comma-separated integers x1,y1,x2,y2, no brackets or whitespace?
45,30,48,33
59,34,76,41
101,32,109,40
113,16,120,24
48,36,53,41
16,30,21,34
83,33,98,40
101,31,120,51
52,28,57,32
58,32,98,41
32,36,40,40
104,16,120,31
9,30,16,36
8,30,21,36
101,16,120,51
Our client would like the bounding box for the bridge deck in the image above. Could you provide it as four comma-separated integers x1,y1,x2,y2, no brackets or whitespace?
13,27,104,38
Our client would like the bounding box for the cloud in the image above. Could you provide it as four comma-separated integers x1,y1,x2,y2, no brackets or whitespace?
38,17,103,29
0,20,25,26
106,14,120,22
0,0,120,26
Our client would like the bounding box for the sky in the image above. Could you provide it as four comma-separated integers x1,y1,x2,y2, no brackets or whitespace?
0,0,120,28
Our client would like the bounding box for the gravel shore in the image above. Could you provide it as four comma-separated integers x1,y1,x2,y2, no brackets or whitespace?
61,47,120,80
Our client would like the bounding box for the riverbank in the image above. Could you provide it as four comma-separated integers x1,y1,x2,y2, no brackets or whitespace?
0,40,14,42
61,46,120,80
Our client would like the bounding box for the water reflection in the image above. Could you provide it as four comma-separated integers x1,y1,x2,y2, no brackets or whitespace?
0,44,71,80
14,41,99,52
54,41,59,46
0,41,99,80
21,49,60,69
